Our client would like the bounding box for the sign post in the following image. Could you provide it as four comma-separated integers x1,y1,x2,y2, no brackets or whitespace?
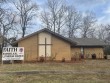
2,47,24,64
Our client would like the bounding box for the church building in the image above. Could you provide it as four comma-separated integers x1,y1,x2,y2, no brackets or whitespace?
12,28,105,62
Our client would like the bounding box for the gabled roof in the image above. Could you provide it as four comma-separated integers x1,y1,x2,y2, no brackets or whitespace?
12,28,76,45
12,28,106,47
71,38,106,47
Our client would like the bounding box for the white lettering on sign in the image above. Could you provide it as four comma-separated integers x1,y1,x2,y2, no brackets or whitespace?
2,47,24,60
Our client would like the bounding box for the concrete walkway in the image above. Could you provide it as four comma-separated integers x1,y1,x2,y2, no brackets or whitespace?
0,70,110,75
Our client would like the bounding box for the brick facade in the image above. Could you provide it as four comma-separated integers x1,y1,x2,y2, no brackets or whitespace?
71,47,104,59
17,30,104,62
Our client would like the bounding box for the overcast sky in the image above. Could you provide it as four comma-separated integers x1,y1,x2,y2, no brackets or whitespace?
5,0,110,37
7,0,110,26
35,0,110,25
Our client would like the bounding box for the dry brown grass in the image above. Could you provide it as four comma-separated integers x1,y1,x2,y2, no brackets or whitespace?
0,60,110,72
0,60,110,83
0,74,110,83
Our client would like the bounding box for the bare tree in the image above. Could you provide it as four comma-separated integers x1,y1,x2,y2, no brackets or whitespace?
0,9,16,47
0,0,6,3
81,11,96,38
0,0,6,13
66,6,81,38
47,0,58,32
56,5,67,33
41,9,52,30
41,0,66,33
12,0,38,37
96,25,107,41
87,28,96,38
105,25,110,44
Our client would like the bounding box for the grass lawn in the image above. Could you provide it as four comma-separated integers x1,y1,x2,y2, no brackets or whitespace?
0,60,110,83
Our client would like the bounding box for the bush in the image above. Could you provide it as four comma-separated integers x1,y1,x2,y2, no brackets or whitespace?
71,57,75,61
81,55,84,59
39,56,45,62
49,54,56,61
62,57,65,62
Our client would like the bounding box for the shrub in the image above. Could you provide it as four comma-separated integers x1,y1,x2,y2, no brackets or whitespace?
71,57,74,61
49,54,56,61
39,56,45,62
81,55,84,59
62,57,65,62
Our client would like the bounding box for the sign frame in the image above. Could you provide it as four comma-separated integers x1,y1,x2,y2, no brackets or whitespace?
2,47,24,64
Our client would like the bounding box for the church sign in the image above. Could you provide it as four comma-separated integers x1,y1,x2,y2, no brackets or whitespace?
2,47,24,61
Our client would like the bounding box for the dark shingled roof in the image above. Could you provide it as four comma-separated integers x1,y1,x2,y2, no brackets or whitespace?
71,38,106,47
12,28,106,47
12,28,76,45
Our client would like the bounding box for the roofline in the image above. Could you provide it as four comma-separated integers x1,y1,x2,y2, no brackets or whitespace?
73,45,105,47
12,28,76,45
12,28,46,44
71,38,106,47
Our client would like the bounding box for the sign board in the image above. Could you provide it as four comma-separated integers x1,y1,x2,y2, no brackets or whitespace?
2,47,24,61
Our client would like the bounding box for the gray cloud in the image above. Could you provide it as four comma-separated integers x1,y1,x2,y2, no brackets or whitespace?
73,0,108,6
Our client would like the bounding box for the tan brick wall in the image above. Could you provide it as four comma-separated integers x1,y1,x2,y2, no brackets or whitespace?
52,36,71,61
18,34,38,61
18,31,104,61
71,47,81,58
71,47,104,59
84,47,104,58
18,32,71,61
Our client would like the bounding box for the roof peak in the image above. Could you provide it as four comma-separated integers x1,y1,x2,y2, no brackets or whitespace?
12,28,76,45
